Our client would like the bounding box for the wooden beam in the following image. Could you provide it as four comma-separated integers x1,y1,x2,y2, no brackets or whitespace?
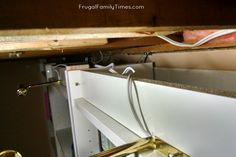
0,26,235,42
0,39,108,53
0,37,161,59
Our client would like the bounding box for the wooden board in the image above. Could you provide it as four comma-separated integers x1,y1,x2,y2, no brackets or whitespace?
0,26,218,42
0,37,164,59
0,39,108,53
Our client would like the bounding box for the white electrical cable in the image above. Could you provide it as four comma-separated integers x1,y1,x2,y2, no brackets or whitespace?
122,67,152,136
94,63,118,74
108,68,118,74
52,64,67,80
53,68,61,80
94,63,115,68
155,29,236,47
122,67,136,75
53,64,67,68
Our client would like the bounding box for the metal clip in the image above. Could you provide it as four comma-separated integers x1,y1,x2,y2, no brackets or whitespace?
91,136,190,157
17,80,61,96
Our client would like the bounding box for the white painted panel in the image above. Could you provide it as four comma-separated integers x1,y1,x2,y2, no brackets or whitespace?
66,70,100,157
77,70,236,157
136,81,236,157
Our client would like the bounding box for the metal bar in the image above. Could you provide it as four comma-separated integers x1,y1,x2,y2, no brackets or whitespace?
91,135,190,157
91,137,156,157
17,80,61,96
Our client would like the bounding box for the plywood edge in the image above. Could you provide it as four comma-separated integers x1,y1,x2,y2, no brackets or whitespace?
1,26,236,42
0,39,108,53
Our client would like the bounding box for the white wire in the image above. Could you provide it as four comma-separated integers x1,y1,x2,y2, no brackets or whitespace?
52,64,67,80
94,63,118,74
53,68,61,80
127,74,151,136
108,68,118,74
121,67,152,136
122,67,136,75
95,64,136,75
94,63,114,68
155,29,236,47
53,64,67,68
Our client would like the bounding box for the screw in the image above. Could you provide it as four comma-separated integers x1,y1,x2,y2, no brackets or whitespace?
75,82,80,86
168,152,183,157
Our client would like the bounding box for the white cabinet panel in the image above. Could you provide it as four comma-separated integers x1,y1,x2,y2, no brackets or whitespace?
65,64,236,157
